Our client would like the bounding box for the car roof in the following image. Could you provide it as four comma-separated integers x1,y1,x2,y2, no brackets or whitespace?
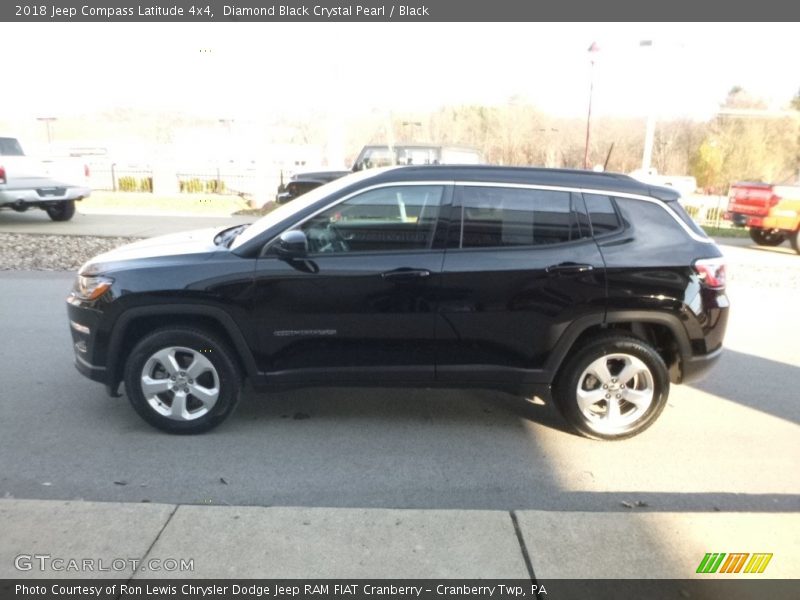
361,165,670,197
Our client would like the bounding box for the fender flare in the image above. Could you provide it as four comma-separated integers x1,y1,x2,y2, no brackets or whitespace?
543,309,691,379
106,304,259,394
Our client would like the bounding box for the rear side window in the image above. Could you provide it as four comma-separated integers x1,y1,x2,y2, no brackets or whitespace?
583,194,623,235
454,186,582,248
0,138,24,156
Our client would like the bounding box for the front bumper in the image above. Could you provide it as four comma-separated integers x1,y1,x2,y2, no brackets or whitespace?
67,296,107,385
74,352,107,383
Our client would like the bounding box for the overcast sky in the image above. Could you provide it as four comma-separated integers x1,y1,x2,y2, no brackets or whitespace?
2,22,799,122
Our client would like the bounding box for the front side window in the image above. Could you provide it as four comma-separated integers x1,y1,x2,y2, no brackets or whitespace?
455,186,581,248
299,185,444,254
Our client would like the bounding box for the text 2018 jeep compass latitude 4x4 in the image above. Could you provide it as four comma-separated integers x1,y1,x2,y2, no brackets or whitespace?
67,166,728,440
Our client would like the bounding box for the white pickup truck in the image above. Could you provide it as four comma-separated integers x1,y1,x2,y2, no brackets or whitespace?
0,136,91,221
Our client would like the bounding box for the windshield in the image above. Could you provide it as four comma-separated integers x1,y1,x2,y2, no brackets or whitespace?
231,167,397,250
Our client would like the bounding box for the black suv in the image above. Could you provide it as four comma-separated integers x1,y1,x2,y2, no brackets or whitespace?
67,166,728,439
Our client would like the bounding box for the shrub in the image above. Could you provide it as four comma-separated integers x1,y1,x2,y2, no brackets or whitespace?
118,176,137,192
179,178,204,193
117,175,152,192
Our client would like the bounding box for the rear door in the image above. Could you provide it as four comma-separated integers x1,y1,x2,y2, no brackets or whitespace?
435,184,607,385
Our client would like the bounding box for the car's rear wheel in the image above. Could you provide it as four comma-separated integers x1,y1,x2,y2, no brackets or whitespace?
555,333,669,440
749,227,786,246
123,328,241,434
791,229,800,254
45,200,76,222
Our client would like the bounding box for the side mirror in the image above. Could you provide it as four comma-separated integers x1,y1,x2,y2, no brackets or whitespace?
275,230,308,259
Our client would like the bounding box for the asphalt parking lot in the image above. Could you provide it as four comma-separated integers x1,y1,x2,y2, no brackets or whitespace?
0,232,797,514
0,208,257,238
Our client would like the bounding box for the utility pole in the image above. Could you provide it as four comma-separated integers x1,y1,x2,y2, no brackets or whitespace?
583,42,600,169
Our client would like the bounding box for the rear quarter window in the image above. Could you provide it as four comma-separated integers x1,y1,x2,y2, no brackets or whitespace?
668,200,709,238
614,197,698,246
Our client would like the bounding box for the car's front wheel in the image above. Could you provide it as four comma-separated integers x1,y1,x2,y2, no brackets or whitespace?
123,328,242,434
45,200,76,221
749,227,786,246
555,334,669,440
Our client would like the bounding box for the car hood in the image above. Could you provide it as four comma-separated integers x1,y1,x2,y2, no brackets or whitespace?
79,227,224,275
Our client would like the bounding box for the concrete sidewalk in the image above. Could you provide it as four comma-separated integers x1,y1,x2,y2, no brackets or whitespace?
1,500,797,579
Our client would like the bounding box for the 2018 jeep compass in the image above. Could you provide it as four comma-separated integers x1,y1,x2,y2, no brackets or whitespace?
66,166,728,439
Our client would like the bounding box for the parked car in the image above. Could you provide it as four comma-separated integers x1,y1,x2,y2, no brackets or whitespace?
0,136,91,221
67,165,728,439
276,169,351,203
276,144,483,203
726,181,800,252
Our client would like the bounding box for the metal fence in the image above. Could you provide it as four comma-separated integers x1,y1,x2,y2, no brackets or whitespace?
89,167,260,196
680,194,729,227
90,167,153,193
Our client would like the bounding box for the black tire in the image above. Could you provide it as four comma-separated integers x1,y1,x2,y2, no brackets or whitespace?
791,229,800,254
45,200,76,221
749,227,786,246
554,333,670,441
123,328,242,434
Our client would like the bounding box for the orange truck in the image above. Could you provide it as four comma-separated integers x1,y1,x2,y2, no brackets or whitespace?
726,181,800,253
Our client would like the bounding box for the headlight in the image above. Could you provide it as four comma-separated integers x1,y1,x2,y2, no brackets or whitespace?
75,275,114,301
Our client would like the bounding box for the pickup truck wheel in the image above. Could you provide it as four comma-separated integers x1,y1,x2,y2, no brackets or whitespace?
791,230,800,254
749,227,786,246
123,328,242,434
45,200,76,222
555,334,669,441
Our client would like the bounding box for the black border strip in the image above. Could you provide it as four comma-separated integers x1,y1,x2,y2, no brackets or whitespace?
3,1,800,22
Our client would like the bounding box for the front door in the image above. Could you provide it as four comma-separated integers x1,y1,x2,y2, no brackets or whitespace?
253,183,449,385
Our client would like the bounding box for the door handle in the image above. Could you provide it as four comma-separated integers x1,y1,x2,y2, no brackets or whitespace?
381,268,432,280
545,263,594,275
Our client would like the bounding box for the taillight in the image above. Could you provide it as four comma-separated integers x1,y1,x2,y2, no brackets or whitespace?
769,193,781,207
694,258,726,290
0,165,6,184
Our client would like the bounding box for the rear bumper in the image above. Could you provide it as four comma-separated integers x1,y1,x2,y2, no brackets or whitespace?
0,186,90,205
681,346,723,384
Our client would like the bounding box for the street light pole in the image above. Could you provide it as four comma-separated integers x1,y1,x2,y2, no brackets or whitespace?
583,43,600,170
218,118,234,135
37,117,57,146
639,40,656,171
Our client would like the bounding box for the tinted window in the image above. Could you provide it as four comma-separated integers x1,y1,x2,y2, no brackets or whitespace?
455,186,579,248
583,194,623,235
0,138,24,156
614,197,694,245
667,200,709,238
299,185,444,254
